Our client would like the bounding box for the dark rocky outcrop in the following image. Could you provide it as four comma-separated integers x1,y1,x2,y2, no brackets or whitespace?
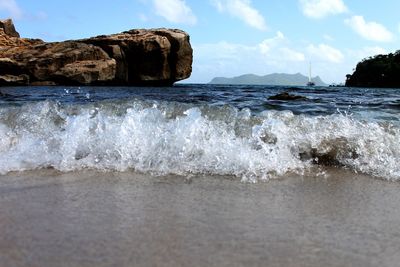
346,51,400,88
268,92,307,101
0,19,192,86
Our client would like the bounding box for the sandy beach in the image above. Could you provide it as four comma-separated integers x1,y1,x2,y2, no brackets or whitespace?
1,169,400,267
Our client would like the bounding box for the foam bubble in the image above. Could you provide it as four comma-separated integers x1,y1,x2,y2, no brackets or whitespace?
0,100,399,182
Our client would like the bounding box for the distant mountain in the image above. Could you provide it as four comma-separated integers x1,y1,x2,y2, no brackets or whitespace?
209,73,327,86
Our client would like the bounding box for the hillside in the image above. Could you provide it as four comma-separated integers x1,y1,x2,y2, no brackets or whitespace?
209,73,327,86
345,51,400,88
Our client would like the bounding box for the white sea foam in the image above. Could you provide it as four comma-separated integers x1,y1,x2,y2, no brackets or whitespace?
0,100,399,182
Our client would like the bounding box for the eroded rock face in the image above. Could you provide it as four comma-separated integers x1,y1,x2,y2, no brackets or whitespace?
80,28,192,85
0,19,192,86
0,74,29,86
0,19,20,37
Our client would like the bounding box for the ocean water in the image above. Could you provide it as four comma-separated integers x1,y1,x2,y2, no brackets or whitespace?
0,84,399,182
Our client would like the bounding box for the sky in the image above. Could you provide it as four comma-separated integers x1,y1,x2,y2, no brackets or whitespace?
1,0,400,84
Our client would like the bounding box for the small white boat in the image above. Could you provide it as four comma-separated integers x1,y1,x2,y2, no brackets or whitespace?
307,62,315,86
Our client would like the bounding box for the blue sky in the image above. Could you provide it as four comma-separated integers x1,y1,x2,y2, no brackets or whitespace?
1,0,399,84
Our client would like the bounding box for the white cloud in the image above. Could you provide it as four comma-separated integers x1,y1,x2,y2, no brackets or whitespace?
258,32,305,61
348,46,388,61
345,15,393,42
307,43,344,63
211,0,267,31
153,0,197,25
191,31,309,83
191,38,389,84
323,34,334,41
0,0,22,19
359,46,387,57
299,0,347,19
259,31,284,54
280,48,306,62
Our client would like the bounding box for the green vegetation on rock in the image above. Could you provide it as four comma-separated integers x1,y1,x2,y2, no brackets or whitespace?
346,51,400,88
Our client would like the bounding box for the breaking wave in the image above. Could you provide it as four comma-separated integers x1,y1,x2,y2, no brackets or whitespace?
0,99,399,182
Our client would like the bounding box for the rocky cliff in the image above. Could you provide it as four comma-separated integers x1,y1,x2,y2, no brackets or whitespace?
346,51,400,88
0,19,192,86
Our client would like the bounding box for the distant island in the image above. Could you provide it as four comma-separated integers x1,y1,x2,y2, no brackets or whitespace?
209,73,327,86
346,50,400,88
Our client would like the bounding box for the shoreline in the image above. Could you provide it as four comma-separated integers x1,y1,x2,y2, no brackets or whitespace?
1,169,400,266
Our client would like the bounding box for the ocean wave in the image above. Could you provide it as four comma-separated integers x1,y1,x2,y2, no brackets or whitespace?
0,99,399,182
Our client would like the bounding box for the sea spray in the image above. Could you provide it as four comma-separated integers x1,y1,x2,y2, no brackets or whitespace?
0,99,399,181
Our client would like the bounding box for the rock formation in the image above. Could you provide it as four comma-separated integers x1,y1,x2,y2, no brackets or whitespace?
0,19,20,37
0,19,192,86
268,92,307,101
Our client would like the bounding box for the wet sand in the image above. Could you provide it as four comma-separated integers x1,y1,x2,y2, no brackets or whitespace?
1,169,400,267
